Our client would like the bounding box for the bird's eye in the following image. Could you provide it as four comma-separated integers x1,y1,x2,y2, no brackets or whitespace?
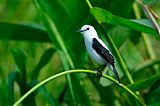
86,28,90,30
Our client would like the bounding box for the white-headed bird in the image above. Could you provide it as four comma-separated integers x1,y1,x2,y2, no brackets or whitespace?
77,25,120,83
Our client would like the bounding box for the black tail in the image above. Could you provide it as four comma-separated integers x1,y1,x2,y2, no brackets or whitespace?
112,67,121,83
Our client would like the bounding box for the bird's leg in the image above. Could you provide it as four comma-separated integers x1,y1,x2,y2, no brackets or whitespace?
112,67,121,83
95,63,106,78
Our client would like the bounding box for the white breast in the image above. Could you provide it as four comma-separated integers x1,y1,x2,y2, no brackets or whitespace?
84,38,105,65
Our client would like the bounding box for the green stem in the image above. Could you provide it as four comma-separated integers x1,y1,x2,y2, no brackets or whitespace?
85,0,134,84
108,33,134,83
86,0,93,9
13,70,145,106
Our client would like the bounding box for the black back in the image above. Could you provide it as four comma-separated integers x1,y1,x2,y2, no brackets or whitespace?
92,38,115,67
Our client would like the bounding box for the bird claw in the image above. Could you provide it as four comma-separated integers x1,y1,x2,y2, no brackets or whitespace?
96,69,102,78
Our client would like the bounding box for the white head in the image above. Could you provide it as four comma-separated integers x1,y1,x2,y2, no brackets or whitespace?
77,25,98,39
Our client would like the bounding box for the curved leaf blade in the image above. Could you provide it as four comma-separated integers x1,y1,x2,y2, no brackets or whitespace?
7,72,19,105
11,48,27,86
146,86,160,106
91,7,159,36
0,22,50,42
128,73,160,91
29,80,60,106
33,0,88,68
31,47,56,80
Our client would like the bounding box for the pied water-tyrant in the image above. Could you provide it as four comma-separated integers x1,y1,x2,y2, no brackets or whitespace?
77,25,120,83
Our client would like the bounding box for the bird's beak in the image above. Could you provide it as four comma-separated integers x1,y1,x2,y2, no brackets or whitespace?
76,29,85,33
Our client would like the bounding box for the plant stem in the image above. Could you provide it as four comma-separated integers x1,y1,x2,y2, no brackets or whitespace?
86,0,93,9
13,70,145,106
104,29,135,84
85,0,134,84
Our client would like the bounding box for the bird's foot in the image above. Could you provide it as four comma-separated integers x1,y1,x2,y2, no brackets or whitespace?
95,69,102,78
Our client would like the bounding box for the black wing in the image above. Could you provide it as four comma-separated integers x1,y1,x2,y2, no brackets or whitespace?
92,38,115,67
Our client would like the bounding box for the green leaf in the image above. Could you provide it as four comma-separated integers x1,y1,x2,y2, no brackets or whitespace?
38,86,60,106
134,58,160,72
143,0,159,4
11,48,27,86
146,86,160,106
69,74,91,106
33,0,91,105
33,0,88,68
59,51,91,106
31,47,56,80
106,0,134,18
109,26,132,48
7,72,19,105
59,51,70,71
120,39,144,71
12,49,36,105
128,73,160,91
131,19,156,29
35,0,89,33
90,7,159,36
91,0,135,18
89,75,116,105
29,80,60,106
149,78,160,94
0,22,50,42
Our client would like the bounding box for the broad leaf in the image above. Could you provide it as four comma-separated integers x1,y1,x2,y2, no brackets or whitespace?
146,86,160,106
109,26,132,48
91,0,135,18
0,22,50,42
33,0,89,68
128,73,160,91
91,7,159,36
131,19,157,29
120,39,144,71
134,58,160,72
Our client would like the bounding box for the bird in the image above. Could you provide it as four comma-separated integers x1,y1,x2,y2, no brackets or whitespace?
77,25,121,83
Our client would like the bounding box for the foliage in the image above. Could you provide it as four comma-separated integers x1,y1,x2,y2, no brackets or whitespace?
0,0,160,106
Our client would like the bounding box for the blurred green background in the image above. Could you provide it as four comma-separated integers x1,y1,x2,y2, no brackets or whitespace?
0,0,160,106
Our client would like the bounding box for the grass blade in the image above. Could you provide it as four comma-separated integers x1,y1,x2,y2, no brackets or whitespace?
31,48,56,80
29,80,60,106
7,72,19,105
11,48,26,86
